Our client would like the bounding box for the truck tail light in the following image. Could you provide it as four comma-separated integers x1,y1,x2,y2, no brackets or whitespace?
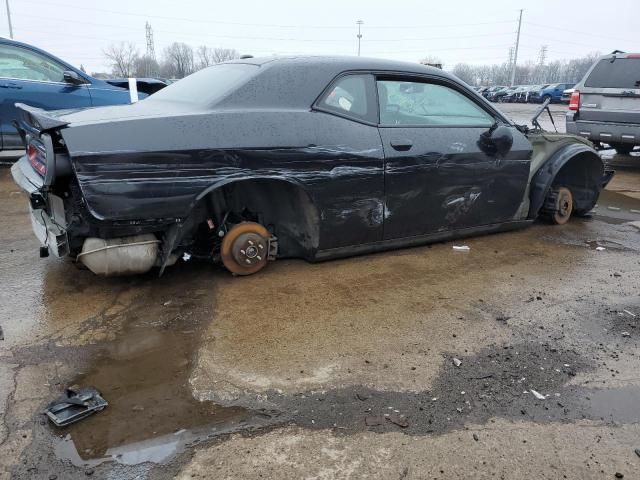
569,90,580,111
27,141,47,176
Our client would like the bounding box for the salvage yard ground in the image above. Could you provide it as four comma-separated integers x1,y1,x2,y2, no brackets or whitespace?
1,103,640,479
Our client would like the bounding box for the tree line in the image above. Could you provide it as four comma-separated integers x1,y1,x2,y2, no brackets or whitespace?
443,53,602,87
103,41,240,79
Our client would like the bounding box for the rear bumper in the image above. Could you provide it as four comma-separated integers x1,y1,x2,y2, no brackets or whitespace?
11,156,69,257
566,114,640,145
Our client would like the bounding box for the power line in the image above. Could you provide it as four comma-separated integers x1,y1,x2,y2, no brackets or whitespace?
523,21,637,44
17,0,518,30
13,17,517,45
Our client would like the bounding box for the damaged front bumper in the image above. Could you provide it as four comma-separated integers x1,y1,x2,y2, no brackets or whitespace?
11,156,69,258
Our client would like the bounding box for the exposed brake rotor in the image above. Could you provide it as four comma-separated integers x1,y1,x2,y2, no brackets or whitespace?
220,222,275,275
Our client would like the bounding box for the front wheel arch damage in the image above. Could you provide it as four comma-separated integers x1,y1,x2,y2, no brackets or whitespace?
530,150,605,223
181,179,321,274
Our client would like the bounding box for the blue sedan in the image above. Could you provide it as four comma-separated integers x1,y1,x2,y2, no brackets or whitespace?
0,38,163,155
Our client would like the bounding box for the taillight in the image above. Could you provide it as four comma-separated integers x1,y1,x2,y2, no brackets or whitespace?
569,90,580,111
27,142,46,176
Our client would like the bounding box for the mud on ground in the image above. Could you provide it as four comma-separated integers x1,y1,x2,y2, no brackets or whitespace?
1,134,640,479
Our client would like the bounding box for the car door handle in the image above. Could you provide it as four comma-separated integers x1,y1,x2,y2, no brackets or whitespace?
390,139,413,151
0,82,22,89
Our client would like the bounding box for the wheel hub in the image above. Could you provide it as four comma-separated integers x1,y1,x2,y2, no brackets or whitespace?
231,233,266,266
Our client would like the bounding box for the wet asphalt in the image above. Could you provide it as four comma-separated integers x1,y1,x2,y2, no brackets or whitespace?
1,103,640,479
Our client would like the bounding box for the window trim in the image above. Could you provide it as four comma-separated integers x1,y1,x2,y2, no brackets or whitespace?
312,72,379,126
374,72,504,129
0,43,86,85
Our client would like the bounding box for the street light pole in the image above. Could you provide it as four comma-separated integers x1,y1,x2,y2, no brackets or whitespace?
356,20,363,56
5,0,13,39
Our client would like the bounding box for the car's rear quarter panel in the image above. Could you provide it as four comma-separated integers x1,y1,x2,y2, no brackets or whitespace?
62,110,385,250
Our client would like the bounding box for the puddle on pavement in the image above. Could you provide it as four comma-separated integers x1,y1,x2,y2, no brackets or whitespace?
584,385,640,424
592,189,640,225
52,267,260,467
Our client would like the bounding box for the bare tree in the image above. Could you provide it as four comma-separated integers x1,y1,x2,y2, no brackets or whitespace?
134,55,160,78
211,48,240,64
420,55,443,69
103,42,139,77
444,52,600,86
196,46,240,70
162,42,194,79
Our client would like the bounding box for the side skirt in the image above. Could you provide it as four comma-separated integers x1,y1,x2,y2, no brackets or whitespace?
312,220,534,262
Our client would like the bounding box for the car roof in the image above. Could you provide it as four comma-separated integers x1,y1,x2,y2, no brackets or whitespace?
229,55,455,80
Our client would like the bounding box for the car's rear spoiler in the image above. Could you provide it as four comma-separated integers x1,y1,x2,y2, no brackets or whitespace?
14,103,70,133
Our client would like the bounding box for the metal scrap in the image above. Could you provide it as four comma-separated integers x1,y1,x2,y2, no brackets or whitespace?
44,387,108,427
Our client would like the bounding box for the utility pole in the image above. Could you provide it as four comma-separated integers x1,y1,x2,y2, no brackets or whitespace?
509,9,523,86
5,0,13,39
145,22,156,77
356,20,363,56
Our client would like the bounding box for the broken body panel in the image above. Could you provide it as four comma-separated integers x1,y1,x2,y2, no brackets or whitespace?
10,56,611,276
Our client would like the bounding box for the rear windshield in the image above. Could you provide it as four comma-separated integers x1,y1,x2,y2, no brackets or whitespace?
585,58,640,88
148,63,259,106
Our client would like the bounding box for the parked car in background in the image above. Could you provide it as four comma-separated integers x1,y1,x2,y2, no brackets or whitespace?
482,86,506,99
11,56,610,277
529,83,575,103
520,85,548,103
490,86,516,102
0,38,166,157
505,85,530,103
566,51,640,155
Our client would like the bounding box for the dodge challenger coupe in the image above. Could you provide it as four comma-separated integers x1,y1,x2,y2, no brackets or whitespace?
11,56,611,276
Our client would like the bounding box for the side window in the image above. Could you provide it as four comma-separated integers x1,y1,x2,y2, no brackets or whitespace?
377,80,494,127
0,45,65,82
318,74,372,122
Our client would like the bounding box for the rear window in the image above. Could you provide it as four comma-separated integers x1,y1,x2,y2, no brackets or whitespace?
148,63,259,106
585,58,640,88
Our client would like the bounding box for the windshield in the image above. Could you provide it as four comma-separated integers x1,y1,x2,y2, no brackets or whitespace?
148,63,259,106
585,58,640,88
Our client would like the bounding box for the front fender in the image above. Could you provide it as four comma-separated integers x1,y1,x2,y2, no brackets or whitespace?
528,141,604,219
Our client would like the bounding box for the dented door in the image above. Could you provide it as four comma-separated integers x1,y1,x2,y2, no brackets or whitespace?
376,78,532,239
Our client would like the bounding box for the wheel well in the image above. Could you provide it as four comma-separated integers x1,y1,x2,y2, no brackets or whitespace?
199,179,320,259
550,151,603,214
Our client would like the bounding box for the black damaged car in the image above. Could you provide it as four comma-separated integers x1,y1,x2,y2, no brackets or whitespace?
11,56,611,276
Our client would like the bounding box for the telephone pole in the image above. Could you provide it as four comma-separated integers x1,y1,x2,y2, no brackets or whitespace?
356,20,363,56
509,9,523,86
5,0,13,39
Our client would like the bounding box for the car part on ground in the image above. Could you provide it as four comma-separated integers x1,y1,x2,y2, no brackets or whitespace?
10,56,612,277
566,51,640,153
44,387,108,427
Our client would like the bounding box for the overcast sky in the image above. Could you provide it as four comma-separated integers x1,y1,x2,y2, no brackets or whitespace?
2,0,639,74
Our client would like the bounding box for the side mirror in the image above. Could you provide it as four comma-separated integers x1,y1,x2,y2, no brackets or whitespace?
63,70,86,85
478,125,513,157
490,125,513,156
